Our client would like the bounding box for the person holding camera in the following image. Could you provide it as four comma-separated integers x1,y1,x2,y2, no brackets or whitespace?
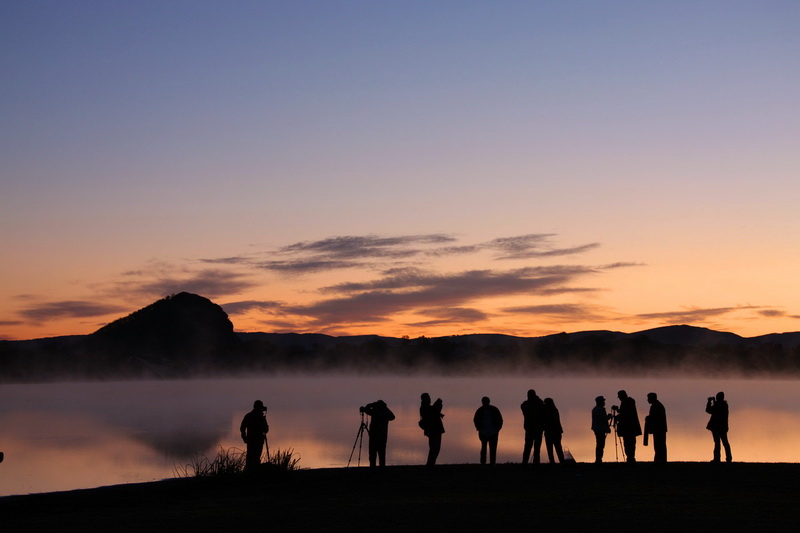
706,392,732,463
615,390,642,463
363,400,395,467
591,395,611,463
240,399,269,471
419,393,445,467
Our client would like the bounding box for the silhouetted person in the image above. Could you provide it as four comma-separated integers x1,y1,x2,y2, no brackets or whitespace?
473,396,503,465
543,398,565,464
363,400,395,467
521,389,545,464
240,400,269,471
645,392,668,462
616,390,641,463
706,391,732,462
420,393,445,467
591,396,611,463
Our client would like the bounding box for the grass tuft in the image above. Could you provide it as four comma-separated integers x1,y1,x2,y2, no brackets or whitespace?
174,446,301,478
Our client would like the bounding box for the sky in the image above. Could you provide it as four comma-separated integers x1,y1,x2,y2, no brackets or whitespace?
2,1,800,341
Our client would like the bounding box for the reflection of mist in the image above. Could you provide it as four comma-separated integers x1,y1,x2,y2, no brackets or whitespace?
2,375,800,495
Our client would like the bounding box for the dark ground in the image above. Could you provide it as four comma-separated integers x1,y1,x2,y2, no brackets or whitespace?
2,462,799,532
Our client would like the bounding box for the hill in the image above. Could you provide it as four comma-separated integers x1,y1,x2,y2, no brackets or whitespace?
2,293,800,381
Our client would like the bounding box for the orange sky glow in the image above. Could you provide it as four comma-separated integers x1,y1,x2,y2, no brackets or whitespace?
2,2,800,342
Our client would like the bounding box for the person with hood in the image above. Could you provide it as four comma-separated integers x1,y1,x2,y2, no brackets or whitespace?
363,400,396,467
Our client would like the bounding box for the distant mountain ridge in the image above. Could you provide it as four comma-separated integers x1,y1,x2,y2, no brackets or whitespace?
2,292,800,381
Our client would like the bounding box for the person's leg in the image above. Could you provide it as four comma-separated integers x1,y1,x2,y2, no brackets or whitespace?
427,433,441,467
533,431,543,464
712,431,721,462
489,434,498,465
594,432,606,463
377,438,387,467
369,438,377,467
624,435,636,462
522,432,533,464
479,434,488,464
720,432,732,462
554,434,565,463
654,433,667,462
545,434,555,463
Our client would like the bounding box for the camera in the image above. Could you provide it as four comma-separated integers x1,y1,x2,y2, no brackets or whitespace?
708,397,715,402
611,405,619,411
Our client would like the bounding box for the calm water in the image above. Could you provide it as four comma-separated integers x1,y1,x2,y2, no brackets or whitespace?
1,375,798,496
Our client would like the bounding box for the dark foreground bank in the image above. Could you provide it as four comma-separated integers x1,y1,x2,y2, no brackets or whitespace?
2,462,799,532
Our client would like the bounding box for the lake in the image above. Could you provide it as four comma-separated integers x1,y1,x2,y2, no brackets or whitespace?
1,374,798,496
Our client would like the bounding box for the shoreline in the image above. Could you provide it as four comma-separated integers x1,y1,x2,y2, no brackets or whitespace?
3,462,800,531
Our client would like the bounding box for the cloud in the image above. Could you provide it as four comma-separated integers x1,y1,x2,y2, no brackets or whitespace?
279,234,456,260
407,307,490,327
486,234,601,260
757,309,785,318
118,268,258,300
258,259,364,274
287,263,629,327
634,306,760,324
221,300,284,315
19,301,130,323
503,303,608,321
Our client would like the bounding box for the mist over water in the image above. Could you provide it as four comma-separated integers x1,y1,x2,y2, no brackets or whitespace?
1,374,799,496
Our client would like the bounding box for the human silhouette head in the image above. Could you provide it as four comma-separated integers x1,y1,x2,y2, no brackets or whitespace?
544,398,555,408
617,390,628,401
716,391,725,402
527,389,536,400
647,392,657,404
253,400,266,411
421,393,431,405
595,395,605,406
482,396,491,406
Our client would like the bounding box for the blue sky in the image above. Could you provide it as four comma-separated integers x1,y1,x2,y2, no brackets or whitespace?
2,1,800,339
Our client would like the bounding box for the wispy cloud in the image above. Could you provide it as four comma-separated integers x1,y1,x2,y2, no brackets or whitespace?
486,234,601,260
117,267,257,300
407,307,490,327
634,306,761,325
503,303,609,321
19,301,129,323
221,300,284,315
287,263,630,328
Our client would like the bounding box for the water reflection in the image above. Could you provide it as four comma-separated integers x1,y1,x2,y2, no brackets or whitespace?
1,375,799,495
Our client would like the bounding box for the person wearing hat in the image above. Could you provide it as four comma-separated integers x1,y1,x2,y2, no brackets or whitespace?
591,395,611,463
240,400,269,471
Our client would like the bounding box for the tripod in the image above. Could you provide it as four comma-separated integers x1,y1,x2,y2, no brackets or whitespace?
612,420,626,462
347,411,370,467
